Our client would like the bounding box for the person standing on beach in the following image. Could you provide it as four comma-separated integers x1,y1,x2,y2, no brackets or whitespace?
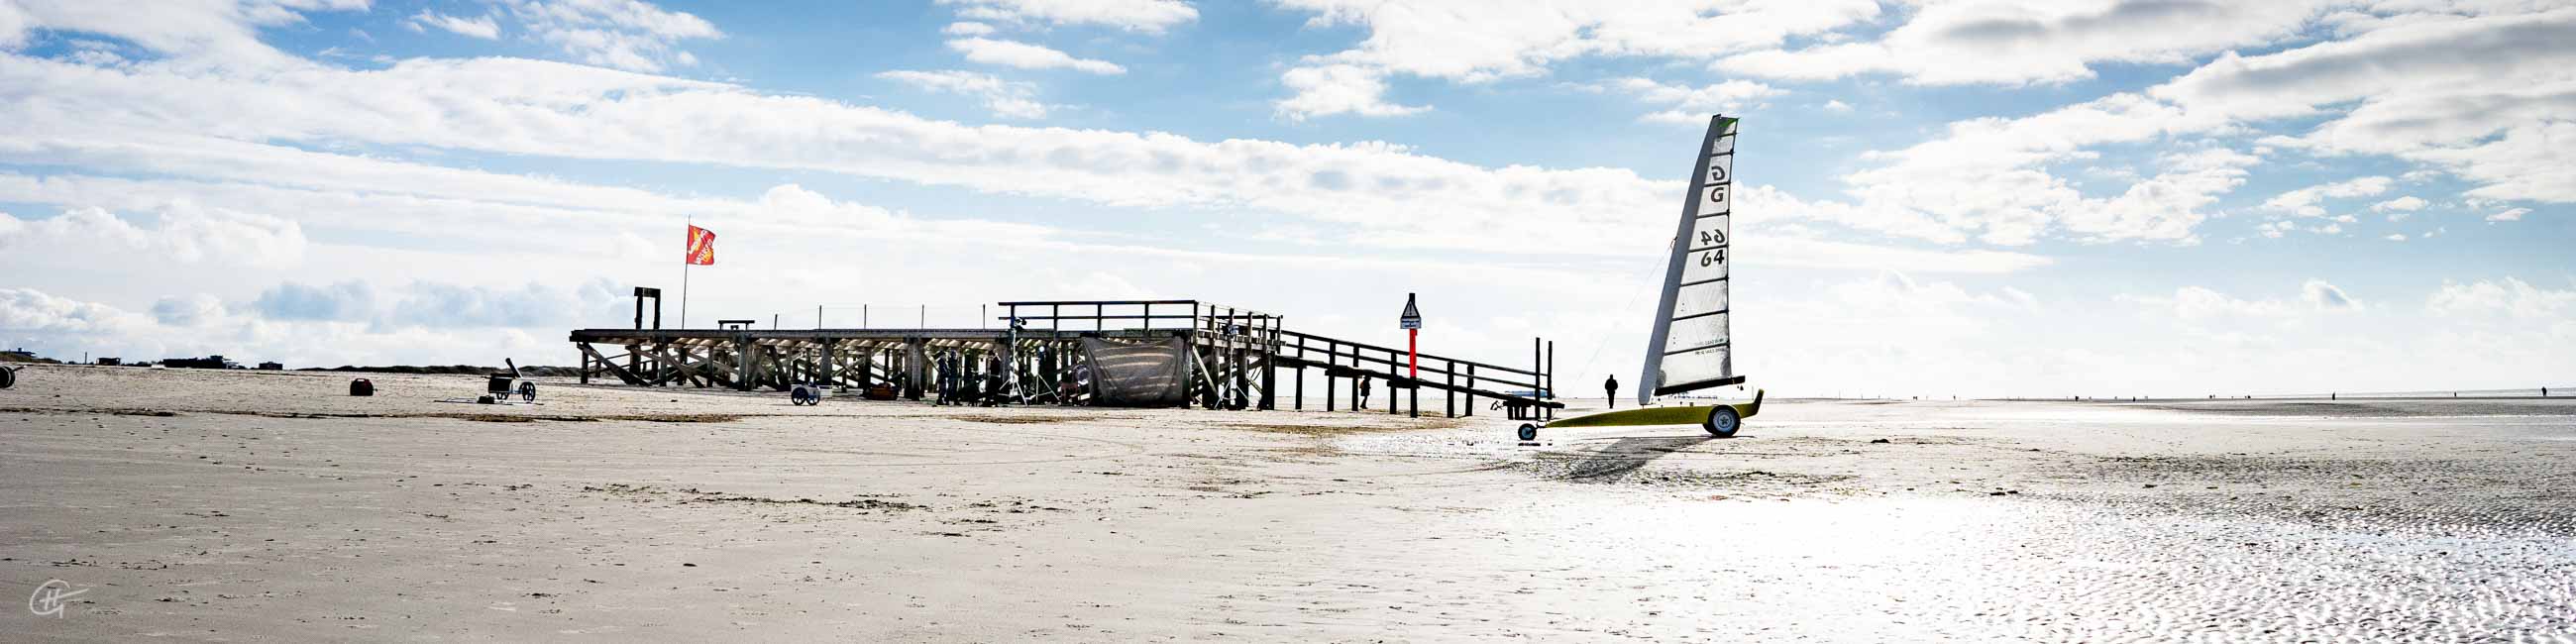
1604,375,1619,409
982,355,1007,407
936,353,959,406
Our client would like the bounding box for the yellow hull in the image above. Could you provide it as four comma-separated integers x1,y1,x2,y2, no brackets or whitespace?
1543,389,1762,428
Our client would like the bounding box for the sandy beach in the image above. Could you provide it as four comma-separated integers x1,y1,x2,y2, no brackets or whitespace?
3,364,2571,641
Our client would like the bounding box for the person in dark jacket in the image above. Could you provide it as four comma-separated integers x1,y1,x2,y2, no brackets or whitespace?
982,356,1008,407
935,353,960,406
1604,375,1620,408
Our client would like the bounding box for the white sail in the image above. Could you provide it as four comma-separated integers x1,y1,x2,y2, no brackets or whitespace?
1639,115,1740,404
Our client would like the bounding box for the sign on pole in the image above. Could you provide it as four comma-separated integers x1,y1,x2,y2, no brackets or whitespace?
1400,293,1422,378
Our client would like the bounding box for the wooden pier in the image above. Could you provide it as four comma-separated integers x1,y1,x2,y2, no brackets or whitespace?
567,299,1559,419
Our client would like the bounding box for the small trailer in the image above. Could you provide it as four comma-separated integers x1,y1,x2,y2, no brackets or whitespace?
486,360,537,403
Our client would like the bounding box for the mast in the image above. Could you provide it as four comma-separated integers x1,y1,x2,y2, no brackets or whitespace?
1638,115,1743,405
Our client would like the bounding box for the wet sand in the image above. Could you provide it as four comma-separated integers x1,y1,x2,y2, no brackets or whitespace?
3,365,2572,641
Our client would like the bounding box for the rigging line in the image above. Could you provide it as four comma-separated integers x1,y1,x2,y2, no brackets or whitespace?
1573,235,1674,379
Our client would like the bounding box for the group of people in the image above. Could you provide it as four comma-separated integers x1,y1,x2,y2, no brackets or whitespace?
925,350,1094,407
931,352,1010,407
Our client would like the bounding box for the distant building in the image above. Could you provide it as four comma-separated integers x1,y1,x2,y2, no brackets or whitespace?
162,355,237,370
96,358,122,367
258,362,284,371
1,348,34,361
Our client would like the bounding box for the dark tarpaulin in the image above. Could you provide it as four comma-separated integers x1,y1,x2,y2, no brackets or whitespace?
1081,337,1189,407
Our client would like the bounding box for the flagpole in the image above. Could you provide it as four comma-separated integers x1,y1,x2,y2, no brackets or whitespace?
680,217,692,329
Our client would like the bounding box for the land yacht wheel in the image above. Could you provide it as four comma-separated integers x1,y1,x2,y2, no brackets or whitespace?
1517,423,1540,441
1703,406,1741,438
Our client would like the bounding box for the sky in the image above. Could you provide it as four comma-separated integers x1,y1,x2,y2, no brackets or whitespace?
0,0,2570,398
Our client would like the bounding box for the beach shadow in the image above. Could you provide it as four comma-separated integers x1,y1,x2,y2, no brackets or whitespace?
1561,435,1715,482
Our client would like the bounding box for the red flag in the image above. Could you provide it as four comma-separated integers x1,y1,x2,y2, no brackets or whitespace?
685,225,716,266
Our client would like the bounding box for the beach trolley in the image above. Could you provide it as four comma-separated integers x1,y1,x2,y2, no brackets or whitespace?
487,360,536,403
790,382,824,406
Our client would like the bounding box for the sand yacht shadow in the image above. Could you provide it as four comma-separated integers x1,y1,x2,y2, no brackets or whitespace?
1560,435,1716,482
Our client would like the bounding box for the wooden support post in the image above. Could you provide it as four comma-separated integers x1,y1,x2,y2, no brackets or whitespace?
1445,363,1454,418
905,340,927,400
1258,351,1275,410
579,347,591,384
1293,366,1304,410
735,337,755,391
820,339,835,387
1546,340,1556,421
1465,364,1475,417
1325,363,1337,411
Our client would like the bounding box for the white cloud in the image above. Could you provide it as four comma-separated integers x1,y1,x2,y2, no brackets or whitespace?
2384,233,2407,242
407,10,500,40
2486,207,2528,222
0,8,2022,260
2302,278,2357,310
1589,77,1782,123
2370,195,2426,212
2162,8,2576,203
1269,0,1877,120
151,293,226,327
1822,99,1853,113
253,280,376,321
506,0,721,73
2123,278,2358,322
1725,1,2329,85
878,69,1050,119
0,205,305,268
2056,148,2253,245
0,0,369,68
0,2,28,51
946,37,1124,74
2429,277,2576,320
1275,63,1425,120
2261,175,2391,217
251,278,629,331
1819,130,2255,246
0,287,150,335
942,21,996,36
937,0,1197,33
1806,6,2576,250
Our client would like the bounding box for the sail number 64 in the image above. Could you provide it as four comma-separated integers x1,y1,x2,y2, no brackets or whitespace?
1699,249,1726,267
